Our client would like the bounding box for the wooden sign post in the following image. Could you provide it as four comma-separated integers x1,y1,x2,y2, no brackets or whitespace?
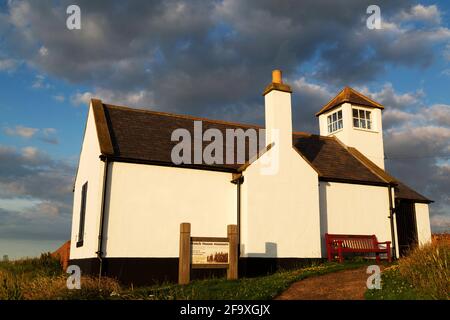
178,223,238,284
178,223,191,285
227,224,238,280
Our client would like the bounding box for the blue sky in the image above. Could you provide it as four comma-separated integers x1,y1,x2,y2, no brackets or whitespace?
0,0,449,259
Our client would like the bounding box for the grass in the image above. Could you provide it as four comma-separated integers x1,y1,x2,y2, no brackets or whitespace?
365,241,449,300
0,253,119,300
0,254,368,300
116,261,368,300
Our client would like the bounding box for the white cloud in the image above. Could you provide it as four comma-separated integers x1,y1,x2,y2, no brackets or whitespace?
21,146,39,160
4,125,38,138
431,214,450,230
70,91,93,106
52,94,65,102
396,4,441,25
358,83,424,111
71,88,155,108
39,46,48,57
0,58,18,72
0,198,41,213
34,201,60,217
31,74,51,89
444,44,450,61
39,128,59,145
43,128,56,135
428,104,450,126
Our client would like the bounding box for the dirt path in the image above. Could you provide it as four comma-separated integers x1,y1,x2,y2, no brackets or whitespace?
275,266,378,300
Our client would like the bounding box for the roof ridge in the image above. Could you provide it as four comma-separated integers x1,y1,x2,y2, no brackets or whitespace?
315,86,384,117
315,88,346,116
292,131,336,140
92,99,114,156
103,102,263,129
347,87,383,108
346,147,396,184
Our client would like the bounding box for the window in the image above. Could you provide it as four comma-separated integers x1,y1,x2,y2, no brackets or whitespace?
327,110,343,134
77,182,88,247
353,108,372,130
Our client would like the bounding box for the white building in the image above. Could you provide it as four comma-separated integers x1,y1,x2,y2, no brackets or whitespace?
69,70,432,284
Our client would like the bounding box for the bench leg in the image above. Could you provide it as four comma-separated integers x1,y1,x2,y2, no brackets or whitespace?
375,253,380,263
387,244,392,263
338,246,344,263
327,246,333,262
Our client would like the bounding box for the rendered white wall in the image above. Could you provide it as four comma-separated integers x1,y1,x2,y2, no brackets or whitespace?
70,104,104,259
103,163,237,258
265,90,292,151
319,182,393,257
238,87,321,259
319,103,385,169
415,203,432,245
240,145,322,258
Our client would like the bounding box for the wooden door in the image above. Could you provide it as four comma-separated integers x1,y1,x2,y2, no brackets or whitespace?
395,200,418,257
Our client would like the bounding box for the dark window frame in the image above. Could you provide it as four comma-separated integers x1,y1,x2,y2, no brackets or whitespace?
76,182,88,247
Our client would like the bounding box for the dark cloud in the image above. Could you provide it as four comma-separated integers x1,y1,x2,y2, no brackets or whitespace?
0,0,448,234
2,0,446,115
372,86,450,232
0,207,70,241
0,145,75,240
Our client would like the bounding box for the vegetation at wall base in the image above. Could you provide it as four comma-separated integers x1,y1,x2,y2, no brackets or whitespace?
365,241,449,300
118,261,368,300
1,254,368,300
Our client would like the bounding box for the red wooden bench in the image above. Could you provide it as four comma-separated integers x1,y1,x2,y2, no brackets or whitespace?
325,233,391,263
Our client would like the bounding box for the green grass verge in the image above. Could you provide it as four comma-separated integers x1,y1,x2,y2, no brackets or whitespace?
365,266,433,300
365,241,449,300
1,255,369,300
0,253,62,278
116,261,369,300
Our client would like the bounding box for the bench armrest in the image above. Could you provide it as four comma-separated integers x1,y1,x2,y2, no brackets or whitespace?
376,241,391,250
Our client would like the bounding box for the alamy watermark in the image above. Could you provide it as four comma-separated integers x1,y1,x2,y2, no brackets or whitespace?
366,5,381,30
366,265,382,290
66,5,81,30
66,265,81,290
170,121,280,175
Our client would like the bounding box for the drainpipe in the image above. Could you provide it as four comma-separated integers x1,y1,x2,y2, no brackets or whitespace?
231,174,244,257
388,184,397,260
97,155,110,278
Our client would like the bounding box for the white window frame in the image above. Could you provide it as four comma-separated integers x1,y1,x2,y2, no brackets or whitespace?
352,108,373,130
327,110,343,134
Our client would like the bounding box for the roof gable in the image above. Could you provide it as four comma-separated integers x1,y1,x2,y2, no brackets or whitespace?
315,87,384,117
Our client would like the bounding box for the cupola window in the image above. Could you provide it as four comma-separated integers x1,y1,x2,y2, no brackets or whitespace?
327,110,343,133
353,108,372,130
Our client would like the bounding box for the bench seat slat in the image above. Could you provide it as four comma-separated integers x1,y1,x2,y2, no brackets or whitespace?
325,233,392,263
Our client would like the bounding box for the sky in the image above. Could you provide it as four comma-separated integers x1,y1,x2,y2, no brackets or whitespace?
0,0,449,259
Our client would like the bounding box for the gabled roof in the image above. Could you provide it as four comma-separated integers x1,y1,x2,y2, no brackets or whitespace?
394,181,432,203
90,99,431,203
292,133,387,186
95,101,262,172
315,87,384,117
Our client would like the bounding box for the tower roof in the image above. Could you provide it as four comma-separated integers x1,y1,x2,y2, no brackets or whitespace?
315,86,384,117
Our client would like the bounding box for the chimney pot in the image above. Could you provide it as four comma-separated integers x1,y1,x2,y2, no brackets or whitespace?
272,70,282,84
